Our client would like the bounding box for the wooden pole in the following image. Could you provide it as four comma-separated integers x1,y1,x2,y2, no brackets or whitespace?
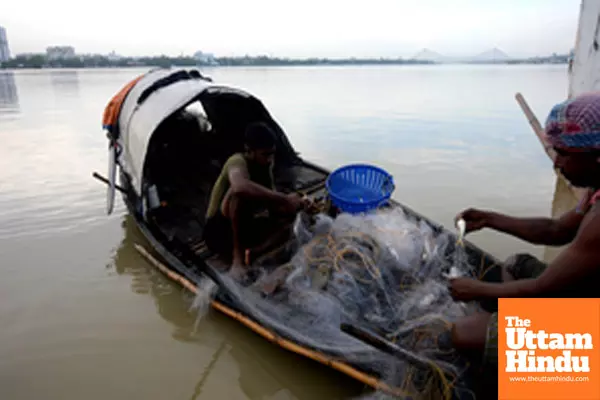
514,92,588,200
514,93,556,162
132,242,405,397
134,243,199,294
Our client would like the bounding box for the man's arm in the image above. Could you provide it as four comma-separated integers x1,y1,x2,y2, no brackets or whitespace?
484,207,584,246
487,210,600,298
228,164,289,206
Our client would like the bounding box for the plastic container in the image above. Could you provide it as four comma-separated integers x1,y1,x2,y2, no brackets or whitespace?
326,164,395,214
147,185,160,209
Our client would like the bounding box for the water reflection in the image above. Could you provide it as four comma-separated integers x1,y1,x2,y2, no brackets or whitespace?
0,71,19,112
112,215,363,400
50,70,80,95
112,215,198,341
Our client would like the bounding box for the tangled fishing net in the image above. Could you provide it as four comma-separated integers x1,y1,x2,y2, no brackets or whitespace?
200,208,483,399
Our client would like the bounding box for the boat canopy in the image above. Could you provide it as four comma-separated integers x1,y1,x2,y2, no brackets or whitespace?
104,68,299,196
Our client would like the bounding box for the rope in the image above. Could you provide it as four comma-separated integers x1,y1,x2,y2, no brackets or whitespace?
301,230,384,284
291,223,471,399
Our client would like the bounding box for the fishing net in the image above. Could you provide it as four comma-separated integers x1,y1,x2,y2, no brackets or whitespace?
198,208,482,399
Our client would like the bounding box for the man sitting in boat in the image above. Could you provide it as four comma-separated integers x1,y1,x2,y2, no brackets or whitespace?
203,121,309,271
448,92,600,375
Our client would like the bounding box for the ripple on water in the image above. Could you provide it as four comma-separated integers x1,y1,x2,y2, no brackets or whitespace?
0,66,572,400
0,182,125,239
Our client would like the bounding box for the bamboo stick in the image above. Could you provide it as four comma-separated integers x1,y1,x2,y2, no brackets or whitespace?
515,93,556,162
133,242,404,396
514,92,588,200
210,300,405,396
134,243,199,294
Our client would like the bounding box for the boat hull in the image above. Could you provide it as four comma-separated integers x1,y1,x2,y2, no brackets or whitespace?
118,164,498,399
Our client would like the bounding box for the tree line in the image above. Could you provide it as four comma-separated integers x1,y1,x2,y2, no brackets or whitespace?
0,54,434,69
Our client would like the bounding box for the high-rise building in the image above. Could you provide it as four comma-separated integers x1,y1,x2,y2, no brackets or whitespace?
0,26,11,62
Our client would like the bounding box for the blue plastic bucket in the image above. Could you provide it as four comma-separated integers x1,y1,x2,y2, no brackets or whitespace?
326,164,395,214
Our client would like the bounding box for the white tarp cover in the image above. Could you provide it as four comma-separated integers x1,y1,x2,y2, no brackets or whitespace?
116,68,215,195
569,0,600,97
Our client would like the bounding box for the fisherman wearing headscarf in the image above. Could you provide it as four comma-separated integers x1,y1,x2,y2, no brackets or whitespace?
447,92,600,385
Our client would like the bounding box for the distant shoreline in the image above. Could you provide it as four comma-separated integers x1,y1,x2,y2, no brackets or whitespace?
0,54,568,70
1,55,433,69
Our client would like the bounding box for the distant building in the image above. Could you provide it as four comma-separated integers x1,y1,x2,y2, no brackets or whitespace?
193,51,218,65
0,26,11,62
46,46,76,60
107,51,122,61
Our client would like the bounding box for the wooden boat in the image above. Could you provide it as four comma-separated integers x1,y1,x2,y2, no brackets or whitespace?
96,67,500,399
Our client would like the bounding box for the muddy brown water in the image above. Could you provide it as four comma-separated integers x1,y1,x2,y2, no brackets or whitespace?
0,65,568,399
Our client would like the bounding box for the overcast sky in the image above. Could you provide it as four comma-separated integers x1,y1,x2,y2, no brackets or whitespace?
2,0,580,58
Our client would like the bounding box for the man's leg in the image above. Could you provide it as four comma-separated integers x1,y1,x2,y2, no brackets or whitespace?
455,311,499,395
220,190,290,268
452,311,498,397
244,216,295,266
452,311,493,359
501,267,516,282
203,213,233,263
455,255,544,351
479,254,543,312
221,190,245,267
504,253,548,280
450,255,546,390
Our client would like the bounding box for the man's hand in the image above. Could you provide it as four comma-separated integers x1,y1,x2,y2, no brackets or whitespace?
283,193,309,213
449,277,491,302
455,208,490,234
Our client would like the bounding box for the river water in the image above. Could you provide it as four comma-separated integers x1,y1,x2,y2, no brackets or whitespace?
0,65,567,399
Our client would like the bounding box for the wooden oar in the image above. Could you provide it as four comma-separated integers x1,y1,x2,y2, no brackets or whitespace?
515,93,556,162
515,93,588,200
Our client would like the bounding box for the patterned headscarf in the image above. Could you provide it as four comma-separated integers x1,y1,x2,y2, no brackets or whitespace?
544,92,600,152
